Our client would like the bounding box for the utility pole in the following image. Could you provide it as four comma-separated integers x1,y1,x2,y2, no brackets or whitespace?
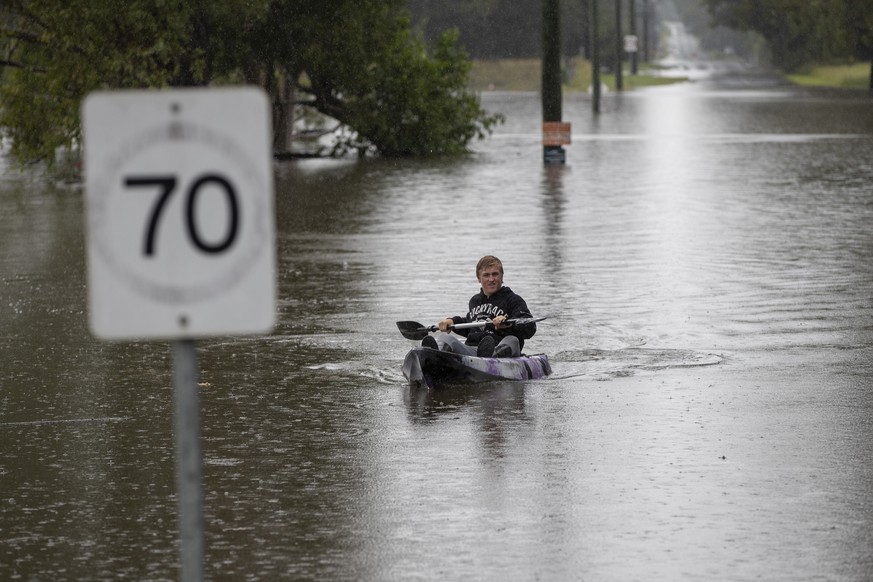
642,0,650,63
614,0,623,91
542,0,562,126
590,0,601,113
542,0,570,164
629,0,638,74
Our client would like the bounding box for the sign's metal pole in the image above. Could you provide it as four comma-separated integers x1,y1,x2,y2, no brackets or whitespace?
172,339,204,582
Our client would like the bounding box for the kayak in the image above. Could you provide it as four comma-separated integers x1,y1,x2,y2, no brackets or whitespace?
402,346,552,389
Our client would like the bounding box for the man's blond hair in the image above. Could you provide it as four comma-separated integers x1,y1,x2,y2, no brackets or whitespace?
476,255,503,277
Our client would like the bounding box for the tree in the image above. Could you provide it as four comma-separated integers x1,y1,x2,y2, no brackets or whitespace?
705,0,873,86
841,0,873,89
706,0,841,70
253,0,501,156
0,0,500,164
0,0,267,161
673,0,757,60
408,0,588,60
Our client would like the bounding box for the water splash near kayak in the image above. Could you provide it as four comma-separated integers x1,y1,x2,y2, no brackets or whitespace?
553,348,723,381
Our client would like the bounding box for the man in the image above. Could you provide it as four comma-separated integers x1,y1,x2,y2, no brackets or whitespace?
421,255,537,357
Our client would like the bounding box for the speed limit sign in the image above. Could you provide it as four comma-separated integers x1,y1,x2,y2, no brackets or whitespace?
82,88,276,339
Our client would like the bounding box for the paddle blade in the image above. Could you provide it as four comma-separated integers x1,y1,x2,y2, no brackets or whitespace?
396,321,432,341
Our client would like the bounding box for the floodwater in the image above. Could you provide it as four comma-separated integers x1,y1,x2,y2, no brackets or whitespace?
3,65,873,580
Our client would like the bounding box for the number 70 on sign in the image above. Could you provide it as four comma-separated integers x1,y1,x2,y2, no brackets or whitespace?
82,88,276,340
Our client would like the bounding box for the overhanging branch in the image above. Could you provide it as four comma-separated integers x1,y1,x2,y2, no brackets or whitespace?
0,27,45,46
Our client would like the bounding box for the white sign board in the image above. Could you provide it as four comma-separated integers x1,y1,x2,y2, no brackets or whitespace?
82,88,276,340
624,35,639,53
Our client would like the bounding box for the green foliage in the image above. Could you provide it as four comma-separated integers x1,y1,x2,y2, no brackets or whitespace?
408,0,542,59
0,0,257,161
705,0,873,73
319,26,503,157
0,0,499,163
258,0,502,156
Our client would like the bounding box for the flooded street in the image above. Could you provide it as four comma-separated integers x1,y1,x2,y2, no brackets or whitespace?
3,62,873,580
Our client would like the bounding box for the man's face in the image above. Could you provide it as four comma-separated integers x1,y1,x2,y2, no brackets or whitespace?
477,265,503,296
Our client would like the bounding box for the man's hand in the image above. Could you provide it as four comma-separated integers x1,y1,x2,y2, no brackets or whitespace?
437,318,454,332
493,315,508,329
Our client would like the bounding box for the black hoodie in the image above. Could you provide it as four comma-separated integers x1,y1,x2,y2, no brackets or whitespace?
451,286,537,349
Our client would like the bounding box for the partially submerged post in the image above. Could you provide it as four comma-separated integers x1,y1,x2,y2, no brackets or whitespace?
542,0,570,164
591,0,601,113
614,0,623,91
642,0,651,63
629,0,638,74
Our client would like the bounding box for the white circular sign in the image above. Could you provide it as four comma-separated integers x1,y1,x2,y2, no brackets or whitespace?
83,88,276,339
88,121,268,303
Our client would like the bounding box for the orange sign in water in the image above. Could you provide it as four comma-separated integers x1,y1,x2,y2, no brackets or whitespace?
543,122,572,146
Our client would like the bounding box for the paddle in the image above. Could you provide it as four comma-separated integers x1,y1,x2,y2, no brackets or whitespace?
396,317,546,341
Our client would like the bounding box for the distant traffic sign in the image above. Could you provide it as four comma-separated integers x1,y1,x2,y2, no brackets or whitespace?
82,88,276,339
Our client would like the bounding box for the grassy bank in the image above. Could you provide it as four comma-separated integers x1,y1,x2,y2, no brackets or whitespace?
785,62,872,89
469,57,686,92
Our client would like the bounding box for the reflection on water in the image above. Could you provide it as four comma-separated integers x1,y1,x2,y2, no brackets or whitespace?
2,70,873,580
539,164,567,274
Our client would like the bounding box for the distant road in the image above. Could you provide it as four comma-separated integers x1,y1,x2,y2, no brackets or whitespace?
661,20,701,61
657,20,766,81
